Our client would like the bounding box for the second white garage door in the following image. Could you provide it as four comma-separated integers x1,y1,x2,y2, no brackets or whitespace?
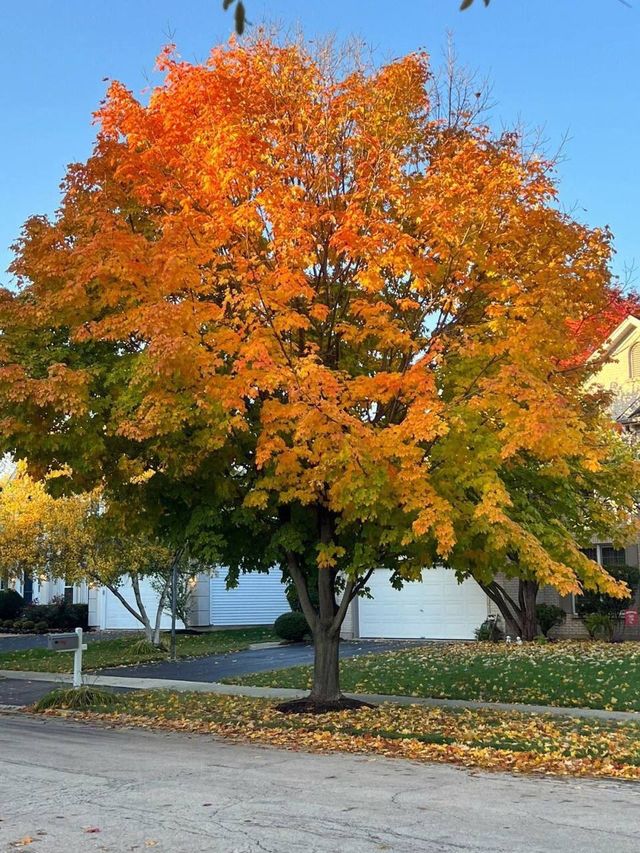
358,568,488,640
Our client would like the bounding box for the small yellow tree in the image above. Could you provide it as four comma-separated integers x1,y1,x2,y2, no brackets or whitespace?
63,497,188,646
0,464,189,644
0,461,77,587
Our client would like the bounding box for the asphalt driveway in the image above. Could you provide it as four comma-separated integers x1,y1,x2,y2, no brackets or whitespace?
97,639,414,681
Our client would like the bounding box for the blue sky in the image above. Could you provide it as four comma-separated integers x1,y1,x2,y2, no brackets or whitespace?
2,1,638,283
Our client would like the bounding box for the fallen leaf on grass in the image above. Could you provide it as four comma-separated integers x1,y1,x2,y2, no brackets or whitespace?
36,687,640,782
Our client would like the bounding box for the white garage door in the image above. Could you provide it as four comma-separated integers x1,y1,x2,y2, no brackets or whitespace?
94,578,184,631
358,568,488,639
210,568,289,626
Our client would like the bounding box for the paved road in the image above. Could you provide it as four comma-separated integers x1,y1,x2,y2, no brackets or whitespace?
98,639,413,681
1,714,639,853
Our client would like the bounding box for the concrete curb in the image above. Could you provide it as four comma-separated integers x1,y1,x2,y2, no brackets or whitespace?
2,669,639,722
0,670,306,699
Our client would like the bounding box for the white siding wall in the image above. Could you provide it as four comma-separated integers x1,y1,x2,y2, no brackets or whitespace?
188,573,213,627
210,568,289,626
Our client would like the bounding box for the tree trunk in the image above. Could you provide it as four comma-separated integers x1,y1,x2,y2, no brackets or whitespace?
276,507,371,713
131,575,163,647
479,578,539,640
309,625,341,703
102,579,159,645
519,579,539,641
479,580,522,638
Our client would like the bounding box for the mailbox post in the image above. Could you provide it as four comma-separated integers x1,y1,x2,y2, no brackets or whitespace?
47,627,88,687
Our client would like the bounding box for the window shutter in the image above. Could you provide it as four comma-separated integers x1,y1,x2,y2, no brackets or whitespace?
630,343,640,378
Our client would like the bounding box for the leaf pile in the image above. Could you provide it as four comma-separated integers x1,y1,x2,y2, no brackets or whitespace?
35,689,640,780
228,641,640,711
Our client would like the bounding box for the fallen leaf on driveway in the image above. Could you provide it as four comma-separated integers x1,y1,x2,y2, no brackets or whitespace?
84,827,101,834
10,838,34,848
144,842,158,848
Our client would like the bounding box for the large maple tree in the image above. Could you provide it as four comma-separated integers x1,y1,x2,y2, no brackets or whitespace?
1,37,638,708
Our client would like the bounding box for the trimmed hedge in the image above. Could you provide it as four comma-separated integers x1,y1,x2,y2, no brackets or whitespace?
23,602,89,631
536,603,566,637
0,601,89,633
274,611,309,642
0,589,24,620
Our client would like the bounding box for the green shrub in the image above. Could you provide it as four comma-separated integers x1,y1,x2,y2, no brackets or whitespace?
584,612,615,641
23,602,89,631
536,603,566,637
0,589,24,620
19,619,35,632
34,620,49,634
274,611,310,642
1,619,15,631
575,564,639,620
129,638,165,655
34,686,122,712
475,618,504,642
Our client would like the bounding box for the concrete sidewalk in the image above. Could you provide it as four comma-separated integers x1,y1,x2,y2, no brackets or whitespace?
3,668,639,722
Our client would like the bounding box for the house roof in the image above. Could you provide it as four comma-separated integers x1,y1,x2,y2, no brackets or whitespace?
591,314,640,361
613,397,640,424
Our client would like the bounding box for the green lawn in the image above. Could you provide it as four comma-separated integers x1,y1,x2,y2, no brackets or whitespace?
0,626,276,673
225,641,640,711
34,688,640,780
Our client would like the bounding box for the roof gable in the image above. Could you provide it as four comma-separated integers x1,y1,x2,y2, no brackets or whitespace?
592,314,640,361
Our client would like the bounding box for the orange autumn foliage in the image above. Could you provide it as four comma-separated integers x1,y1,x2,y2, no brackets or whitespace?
1,38,638,686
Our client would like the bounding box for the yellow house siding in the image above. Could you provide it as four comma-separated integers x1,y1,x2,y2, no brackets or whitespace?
589,322,640,394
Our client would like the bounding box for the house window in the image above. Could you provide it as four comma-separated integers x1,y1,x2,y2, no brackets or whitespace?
581,545,626,567
630,343,640,378
576,545,626,615
63,581,74,605
600,545,626,567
